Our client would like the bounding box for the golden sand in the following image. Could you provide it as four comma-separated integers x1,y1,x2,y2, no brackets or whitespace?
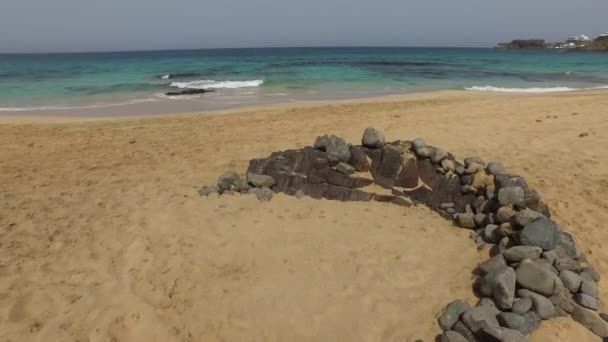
1,90,607,341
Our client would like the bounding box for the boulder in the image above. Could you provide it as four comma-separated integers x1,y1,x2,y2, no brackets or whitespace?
438,300,472,331
504,246,542,263
361,127,385,148
580,280,599,299
517,289,556,320
415,146,434,158
497,312,526,331
519,217,560,250
572,305,608,337
439,331,468,342
326,135,351,166
370,142,420,188
575,293,599,310
348,146,371,172
313,135,330,150
487,162,507,175
461,299,501,333
511,209,544,228
511,297,532,315
559,270,583,293
247,173,276,188
198,185,219,197
516,259,562,296
498,187,525,207
482,266,517,310
464,156,486,167
412,138,426,151
477,254,507,275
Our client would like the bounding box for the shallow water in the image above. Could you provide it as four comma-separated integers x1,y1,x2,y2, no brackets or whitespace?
1,47,608,115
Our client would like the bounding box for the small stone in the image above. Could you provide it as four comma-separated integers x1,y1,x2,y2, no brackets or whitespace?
217,171,241,190
412,138,426,151
326,135,351,166
440,202,455,209
580,267,601,283
511,209,544,228
516,259,562,296
248,187,273,201
348,146,371,172
575,293,599,310
247,173,276,188
504,246,542,263
519,217,560,251
481,265,516,310
579,132,589,138
478,325,528,342
437,167,447,175
335,162,356,175
559,270,583,293
314,135,330,150
554,256,581,273
415,146,434,158
431,148,449,164
438,300,472,331
234,179,252,193
198,185,219,197
520,312,542,335
542,250,558,265
512,297,532,315
498,187,525,207
496,206,516,224
556,232,581,259
461,299,501,333
361,127,385,148
441,158,456,172
497,312,526,330
446,208,456,214
517,289,556,320
439,331,468,342
549,288,577,314
474,213,487,228
452,321,476,342
460,174,473,185
460,185,470,194
128,138,136,144
487,162,506,175
572,305,608,337
456,213,476,229
455,165,465,175
580,281,599,299
294,189,305,199
484,224,500,243
464,157,486,167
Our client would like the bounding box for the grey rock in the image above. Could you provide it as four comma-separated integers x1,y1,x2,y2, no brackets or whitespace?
456,213,476,229
248,187,273,201
511,297,533,315
559,270,583,293
128,138,136,144
516,259,562,296
217,170,240,190
361,127,385,148
415,146,434,158
554,256,581,273
484,224,500,243
496,206,516,224
437,167,447,175
572,305,608,337
497,312,526,330
447,208,456,214
581,280,599,299
313,135,330,150
533,258,558,274
575,293,599,310
478,266,516,310
198,185,219,197
511,209,544,228
461,174,473,185
441,158,457,172
412,137,426,151
556,232,581,259
478,254,507,275
440,331,468,342
580,267,601,283
478,325,529,342
452,321,476,342
461,299,501,333
335,162,356,175
519,217,560,251
549,288,577,314
487,162,507,175
474,213,487,228
247,173,276,188
294,189,305,199
542,250,558,265
455,165,465,175
498,223,514,238
517,289,556,320
326,135,351,166
438,300,472,331
504,246,542,263
498,187,525,207
464,156,486,168
431,148,449,164
234,179,252,193
440,202,455,209
348,146,371,172
519,312,542,335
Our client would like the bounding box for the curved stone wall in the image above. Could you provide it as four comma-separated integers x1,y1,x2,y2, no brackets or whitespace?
199,128,606,341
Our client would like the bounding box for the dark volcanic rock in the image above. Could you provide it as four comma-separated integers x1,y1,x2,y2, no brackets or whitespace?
516,259,562,297
438,300,472,331
517,289,556,320
519,217,560,250
362,127,386,148
504,246,542,263
439,331,468,342
198,185,219,197
165,88,214,96
326,135,351,165
247,173,276,188
370,142,420,188
572,305,608,337
348,146,371,172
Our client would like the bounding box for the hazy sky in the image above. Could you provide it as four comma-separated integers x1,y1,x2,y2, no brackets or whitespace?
2,0,607,53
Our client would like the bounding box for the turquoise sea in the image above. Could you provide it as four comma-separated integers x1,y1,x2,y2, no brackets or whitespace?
1,47,608,115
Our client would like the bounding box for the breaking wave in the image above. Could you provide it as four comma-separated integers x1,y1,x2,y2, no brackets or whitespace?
465,85,608,93
170,79,264,90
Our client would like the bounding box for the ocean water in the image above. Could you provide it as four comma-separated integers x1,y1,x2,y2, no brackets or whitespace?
1,47,608,115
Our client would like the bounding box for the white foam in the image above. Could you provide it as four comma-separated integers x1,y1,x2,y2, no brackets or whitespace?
160,74,170,79
465,85,608,93
170,79,264,90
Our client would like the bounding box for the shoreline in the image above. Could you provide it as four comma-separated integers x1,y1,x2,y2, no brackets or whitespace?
2,88,608,124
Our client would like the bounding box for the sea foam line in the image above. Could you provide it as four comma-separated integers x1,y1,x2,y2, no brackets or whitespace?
465,85,608,93
170,79,264,90
0,98,158,112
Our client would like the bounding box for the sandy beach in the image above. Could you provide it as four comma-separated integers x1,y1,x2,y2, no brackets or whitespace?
1,90,607,341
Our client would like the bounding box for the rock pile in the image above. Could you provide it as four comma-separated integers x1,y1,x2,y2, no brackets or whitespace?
198,128,606,341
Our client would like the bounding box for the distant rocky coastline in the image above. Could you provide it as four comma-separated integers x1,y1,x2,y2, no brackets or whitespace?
497,34,608,52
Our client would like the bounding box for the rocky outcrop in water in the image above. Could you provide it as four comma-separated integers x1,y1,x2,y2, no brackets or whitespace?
165,89,214,96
